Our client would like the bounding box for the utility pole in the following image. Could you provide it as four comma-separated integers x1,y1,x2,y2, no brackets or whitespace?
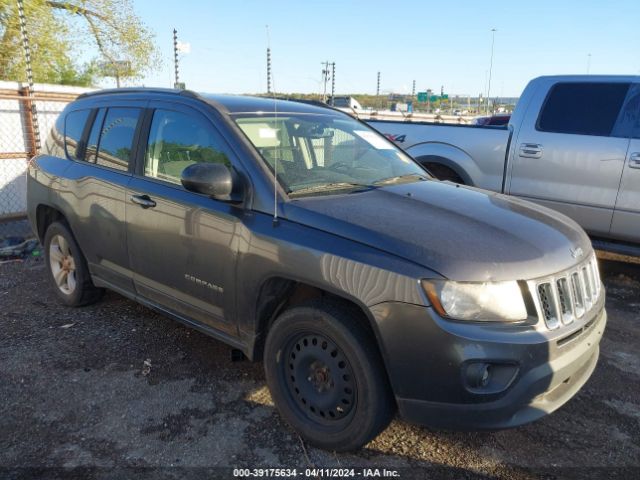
173,28,180,88
412,80,416,98
321,61,331,103
266,47,272,93
376,71,381,96
266,25,272,94
486,28,497,114
330,62,336,105
17,0,40,153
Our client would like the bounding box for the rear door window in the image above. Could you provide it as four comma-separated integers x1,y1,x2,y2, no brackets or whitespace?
64,109,90,160
537,82,630,137
89,108,141,171
84,108,106,163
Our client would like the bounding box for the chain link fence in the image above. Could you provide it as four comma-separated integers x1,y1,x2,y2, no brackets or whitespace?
0,81,92,254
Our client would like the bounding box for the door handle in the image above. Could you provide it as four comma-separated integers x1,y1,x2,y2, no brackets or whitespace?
630,152,640,169
519,143,543,159
130,194,156,209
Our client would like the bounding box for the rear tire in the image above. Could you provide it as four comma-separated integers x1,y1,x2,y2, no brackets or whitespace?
44,221,103,307
423,162,465,183
264,301,394,451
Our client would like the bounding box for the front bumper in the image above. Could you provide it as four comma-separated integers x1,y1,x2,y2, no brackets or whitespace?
370,296,606,430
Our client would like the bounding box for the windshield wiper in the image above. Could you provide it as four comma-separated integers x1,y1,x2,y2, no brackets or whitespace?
289,182,374,197
373,173,428,186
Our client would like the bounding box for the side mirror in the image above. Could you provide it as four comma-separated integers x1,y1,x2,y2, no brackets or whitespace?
181,163,240,201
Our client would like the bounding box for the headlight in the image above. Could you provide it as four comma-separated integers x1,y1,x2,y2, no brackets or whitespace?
422,280,528,322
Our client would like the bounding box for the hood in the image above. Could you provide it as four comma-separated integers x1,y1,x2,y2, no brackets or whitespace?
283,180,592,282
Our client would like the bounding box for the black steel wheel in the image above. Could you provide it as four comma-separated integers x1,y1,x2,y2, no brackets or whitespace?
264,300,394,451
284,333,357,424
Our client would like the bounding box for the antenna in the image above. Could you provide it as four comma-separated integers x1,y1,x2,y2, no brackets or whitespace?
266,25,279,226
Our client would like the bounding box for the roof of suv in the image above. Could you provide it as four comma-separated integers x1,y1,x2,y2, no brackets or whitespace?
203,94,337,115
78,88,338,115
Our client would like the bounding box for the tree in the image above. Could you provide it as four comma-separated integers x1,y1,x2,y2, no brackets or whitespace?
0,0,159,86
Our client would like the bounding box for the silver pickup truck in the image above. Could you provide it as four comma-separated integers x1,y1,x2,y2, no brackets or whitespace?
367,75,640,255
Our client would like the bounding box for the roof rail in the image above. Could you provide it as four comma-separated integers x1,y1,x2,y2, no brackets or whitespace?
283,97,348,113
77,87,201,100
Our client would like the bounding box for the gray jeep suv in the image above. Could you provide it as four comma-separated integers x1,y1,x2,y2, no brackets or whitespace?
27,88,606,451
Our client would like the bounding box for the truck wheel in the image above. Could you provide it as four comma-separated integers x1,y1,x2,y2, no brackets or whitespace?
424,162,464,184
264,301,394,451
44,221,103,307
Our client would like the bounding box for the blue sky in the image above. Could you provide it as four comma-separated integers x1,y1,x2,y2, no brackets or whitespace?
131,0,639,97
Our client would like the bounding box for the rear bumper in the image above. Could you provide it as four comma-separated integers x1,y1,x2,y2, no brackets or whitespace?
371,299,606,430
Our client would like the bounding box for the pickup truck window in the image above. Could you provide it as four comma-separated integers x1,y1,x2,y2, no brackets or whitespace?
613,85,640,139
234,114,425,195
64,110,90,161
88,108,141,172
537,82,630,137
633,96,640,140
144,109,230,185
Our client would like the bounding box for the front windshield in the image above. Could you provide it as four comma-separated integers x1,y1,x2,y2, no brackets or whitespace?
233,113,429,196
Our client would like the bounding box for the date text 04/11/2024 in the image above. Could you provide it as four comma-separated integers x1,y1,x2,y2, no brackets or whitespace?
233,468,401,478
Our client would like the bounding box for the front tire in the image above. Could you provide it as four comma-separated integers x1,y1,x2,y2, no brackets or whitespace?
44,221,103,307
264,301,394,451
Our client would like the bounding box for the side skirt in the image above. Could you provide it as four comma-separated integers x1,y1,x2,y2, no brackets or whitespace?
92,275,251,357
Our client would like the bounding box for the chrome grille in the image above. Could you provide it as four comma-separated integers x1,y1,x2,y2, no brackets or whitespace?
531,254,601,330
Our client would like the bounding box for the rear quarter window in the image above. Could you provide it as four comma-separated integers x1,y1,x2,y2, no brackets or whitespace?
537,82,630,137
43,114,65,158
64,109,90,160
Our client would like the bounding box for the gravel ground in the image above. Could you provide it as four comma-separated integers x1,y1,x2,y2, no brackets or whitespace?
0,256,639,480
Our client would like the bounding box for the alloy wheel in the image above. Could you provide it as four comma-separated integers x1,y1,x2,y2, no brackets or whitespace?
49,234,77,295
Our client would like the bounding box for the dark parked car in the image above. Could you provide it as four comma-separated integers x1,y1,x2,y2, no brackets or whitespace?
27,88,606,451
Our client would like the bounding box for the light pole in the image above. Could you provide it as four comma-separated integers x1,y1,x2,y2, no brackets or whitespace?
173,29,179,89
17,0,40,153
486,28,497,114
